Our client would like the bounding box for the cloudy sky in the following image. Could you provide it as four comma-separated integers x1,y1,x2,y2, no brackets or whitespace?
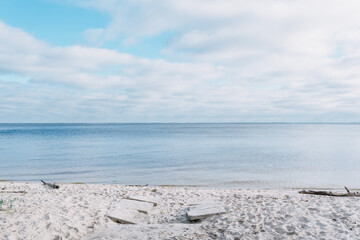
1,0,360,123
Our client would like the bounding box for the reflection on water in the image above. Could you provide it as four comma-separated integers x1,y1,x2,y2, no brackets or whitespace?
1,123,360,188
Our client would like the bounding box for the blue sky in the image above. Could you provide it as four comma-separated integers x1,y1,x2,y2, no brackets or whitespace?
0,0,108,46
0,0,360,122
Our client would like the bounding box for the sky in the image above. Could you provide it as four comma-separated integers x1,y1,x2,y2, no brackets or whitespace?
0,0,360,123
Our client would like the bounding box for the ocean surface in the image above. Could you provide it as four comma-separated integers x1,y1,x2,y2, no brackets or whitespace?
1,123,360,188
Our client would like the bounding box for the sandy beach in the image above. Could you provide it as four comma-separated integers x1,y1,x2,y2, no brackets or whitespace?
0,182,359,239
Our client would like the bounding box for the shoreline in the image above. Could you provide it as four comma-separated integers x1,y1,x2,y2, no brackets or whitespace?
1,182,359,239
1,180,358,190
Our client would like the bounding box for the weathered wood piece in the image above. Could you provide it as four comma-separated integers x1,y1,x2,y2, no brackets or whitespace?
299,187,360,197
108,208,149,224
126,195,159,206
118,199,154,214
186,203,226,221
41,180,59,189
0,191,26,194
126,184,148,187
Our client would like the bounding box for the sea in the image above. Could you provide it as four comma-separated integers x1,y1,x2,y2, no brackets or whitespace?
1,123,360,189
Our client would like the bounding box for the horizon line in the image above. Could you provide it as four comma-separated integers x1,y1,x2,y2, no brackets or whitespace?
0,122,360,124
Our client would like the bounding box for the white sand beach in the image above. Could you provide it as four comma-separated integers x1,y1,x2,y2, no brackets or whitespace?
1,182,359,240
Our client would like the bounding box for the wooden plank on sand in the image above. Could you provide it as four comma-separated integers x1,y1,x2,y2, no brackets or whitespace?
126,195,159,206
108,208,149,224
118,199,154,214
186,204,226,221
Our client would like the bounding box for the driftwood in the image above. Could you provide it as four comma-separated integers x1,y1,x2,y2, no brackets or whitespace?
0,191,26,194
186,203,226,221
126,184,148,187
299,187,360,197
41,180,59,189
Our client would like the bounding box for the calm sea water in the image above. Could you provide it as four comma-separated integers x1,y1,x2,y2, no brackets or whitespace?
1,123,360,188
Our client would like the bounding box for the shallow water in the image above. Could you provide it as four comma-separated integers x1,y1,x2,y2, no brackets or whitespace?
1,123,360,188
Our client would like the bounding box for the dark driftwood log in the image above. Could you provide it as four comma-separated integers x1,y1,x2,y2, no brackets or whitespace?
41,180,59,189
299,187,360,197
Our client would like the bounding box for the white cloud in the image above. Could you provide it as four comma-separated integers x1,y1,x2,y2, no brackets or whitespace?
74,1,360,88
0,21,223,89
75,1,360,58
2,0,360,122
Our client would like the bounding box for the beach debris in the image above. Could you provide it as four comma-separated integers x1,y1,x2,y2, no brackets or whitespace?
41,180,60,189
126,184,148,187
126,195,159,206
299,186,360,197
0,191,26,194
186,203,226,221
107,198,155,224
108,208,150,224
117,199,154,214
